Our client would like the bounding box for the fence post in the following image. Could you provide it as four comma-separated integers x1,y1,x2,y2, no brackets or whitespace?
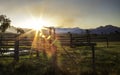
86,30,91,43
68,32,72,47
0,34,3,55
0,37,1,54
36,50,39,57
91,45,96,75
14,39,19,61
53,28,56,40
106,37,109,48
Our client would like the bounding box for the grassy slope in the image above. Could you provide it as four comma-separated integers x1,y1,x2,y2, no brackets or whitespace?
0,42,120,75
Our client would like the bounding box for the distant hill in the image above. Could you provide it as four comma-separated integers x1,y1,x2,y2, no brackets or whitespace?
56,25,120,34
1,25,120,34
55,27,85,34
90,25,120,34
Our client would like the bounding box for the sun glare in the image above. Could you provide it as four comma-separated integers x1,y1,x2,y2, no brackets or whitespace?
22,17,54,30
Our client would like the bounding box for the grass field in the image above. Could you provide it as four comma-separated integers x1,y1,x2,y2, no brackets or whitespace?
0,42,120,75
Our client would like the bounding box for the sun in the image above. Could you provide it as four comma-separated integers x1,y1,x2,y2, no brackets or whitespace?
22,17,54,30
30,18,51,30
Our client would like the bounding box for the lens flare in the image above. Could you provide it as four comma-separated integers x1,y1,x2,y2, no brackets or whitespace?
21,17,54,31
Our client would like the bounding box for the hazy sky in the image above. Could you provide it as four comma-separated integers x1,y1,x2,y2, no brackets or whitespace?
0,0,120,28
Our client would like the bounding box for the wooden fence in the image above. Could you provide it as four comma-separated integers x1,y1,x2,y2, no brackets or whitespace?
0,27,56,62
0,30,109,74
0,33,32,61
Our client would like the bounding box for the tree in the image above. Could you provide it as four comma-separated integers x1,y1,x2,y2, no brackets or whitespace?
0,15,11,55
16,28,25,34
0,15,11,32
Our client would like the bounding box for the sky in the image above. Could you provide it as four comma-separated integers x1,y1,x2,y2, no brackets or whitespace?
0,0,120,29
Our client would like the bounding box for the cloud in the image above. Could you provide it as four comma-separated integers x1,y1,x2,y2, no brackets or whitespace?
23,0,85,27
0,0,120,28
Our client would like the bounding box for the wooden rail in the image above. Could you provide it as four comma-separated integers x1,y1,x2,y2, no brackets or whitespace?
0,33,33,61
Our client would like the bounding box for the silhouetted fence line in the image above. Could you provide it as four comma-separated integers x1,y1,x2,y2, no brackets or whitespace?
56,32,97,74
0,30,110,74
57,32,109,47
0,27,59,74
0,34,31,60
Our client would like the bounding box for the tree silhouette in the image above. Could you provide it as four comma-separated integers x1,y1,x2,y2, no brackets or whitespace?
16,28,25,34
0,15,11,55
0,15,11,32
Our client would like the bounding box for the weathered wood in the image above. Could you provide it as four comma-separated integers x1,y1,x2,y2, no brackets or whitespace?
0,39,16,41
0,45,15,46
91,45,96,75
0,50,14,52
86,29,91,43
106,37,109,48
14,40,19,61
72,42,96,46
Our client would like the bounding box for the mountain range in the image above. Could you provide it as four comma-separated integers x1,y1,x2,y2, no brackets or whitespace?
2,25,120,34
56,25,120,34
90,25,120,34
